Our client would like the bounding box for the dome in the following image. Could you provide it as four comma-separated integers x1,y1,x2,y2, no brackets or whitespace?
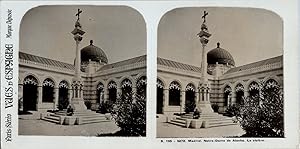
81,40,108,64
207,42,235,66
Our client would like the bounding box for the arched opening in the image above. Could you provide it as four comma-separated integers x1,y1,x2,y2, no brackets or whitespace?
185,83,195,113
249,82,260,97
108,81,117,102
23,75,38,111
121,79,132,97
265,79,279,91
137,76,147,97
42,78,55,103
169,81,181,106
224,85,232,106
58,80,69,110
97,82,104,103
157,79,164,114
235,84,244,105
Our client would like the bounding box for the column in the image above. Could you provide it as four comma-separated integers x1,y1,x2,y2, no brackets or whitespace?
18,84,23,111
244,89,249,98
163,89,169,113
181,90,186,113
132,84,137,94
37,86,43,110
68,88,72,104
195,90,200,106
231,90,236,105
81,86,84,98
117,83,122,99
54,87,59,110
104,88,109,102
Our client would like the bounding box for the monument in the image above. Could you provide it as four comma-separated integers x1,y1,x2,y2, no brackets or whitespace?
70,9,87,111
197,11,214,113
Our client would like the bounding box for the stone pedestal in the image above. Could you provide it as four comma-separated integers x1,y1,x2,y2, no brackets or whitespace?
197,82,213,113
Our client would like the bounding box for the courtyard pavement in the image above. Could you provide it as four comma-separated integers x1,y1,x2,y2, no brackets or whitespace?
19,111,120,136
156,115,245,138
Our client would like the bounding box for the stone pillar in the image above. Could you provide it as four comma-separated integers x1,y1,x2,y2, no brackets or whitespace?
195,90,200,106
117,84,122,99
244,89,249,98
54,87,59,110
37,86,43,110
104,88,109,102
132,84,137,94
181,90,186,113
231,89,236,105
163,89,169,113
68,88,72,104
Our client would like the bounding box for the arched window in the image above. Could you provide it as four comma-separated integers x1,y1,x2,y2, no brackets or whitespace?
235,83,244,105
249,81,260,97
108,81,117,102
23,75,38,111
224,85,232,106
58,80,69,109
121,78,132,97
185,83,196,113
97,82,104,103
169,81,181,106
42,78,55,103
137,76,147,97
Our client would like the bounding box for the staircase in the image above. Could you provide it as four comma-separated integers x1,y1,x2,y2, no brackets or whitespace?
41,110,110,125
168,113,237,128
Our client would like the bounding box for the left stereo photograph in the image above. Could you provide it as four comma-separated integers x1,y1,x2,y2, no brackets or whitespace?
18,5,147,137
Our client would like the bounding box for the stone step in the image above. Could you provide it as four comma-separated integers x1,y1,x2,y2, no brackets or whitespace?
78,115,106,119
42,117,59,124
169,120,186,127
208,122,237,128
82,117,107,121
171,119,186,124
81,119,110,125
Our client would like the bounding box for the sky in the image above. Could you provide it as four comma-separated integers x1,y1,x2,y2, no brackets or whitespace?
158,7,283,67
20,5,146,64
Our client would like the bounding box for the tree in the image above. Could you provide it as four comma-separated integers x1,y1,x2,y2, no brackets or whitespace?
111,91,146,136
238,82,284,137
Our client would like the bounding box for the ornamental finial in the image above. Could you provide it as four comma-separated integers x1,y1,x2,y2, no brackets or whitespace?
75,9,82,21
202,11,208,23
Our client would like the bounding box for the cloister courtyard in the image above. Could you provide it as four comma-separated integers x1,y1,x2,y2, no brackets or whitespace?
19,111,120,136
156,115,245,138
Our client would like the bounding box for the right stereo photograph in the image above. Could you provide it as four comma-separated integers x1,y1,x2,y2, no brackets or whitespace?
156,7,283,138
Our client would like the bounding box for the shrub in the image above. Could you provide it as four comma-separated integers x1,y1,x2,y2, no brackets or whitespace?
111,92,146,136
184,102,196,113
238,83,284,137
211,103,219,113
98,100,114,114
225,104,240,117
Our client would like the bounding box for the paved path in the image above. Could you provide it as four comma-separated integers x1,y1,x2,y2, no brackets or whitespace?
156,115,245,138
19,112,120,136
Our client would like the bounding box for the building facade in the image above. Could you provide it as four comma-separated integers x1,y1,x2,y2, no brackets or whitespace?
18,40,147,112
156,43,283,115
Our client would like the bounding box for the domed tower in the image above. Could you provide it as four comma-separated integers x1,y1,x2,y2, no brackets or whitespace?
80,40,108,73
207,42,235,76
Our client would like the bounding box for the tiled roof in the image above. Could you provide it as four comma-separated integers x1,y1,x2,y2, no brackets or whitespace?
225,55,283,74
19,52,75,70
157,57,202,73
98,55,146,71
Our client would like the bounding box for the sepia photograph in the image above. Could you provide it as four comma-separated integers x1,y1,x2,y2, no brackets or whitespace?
156,7,283,138
18,5,146,136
